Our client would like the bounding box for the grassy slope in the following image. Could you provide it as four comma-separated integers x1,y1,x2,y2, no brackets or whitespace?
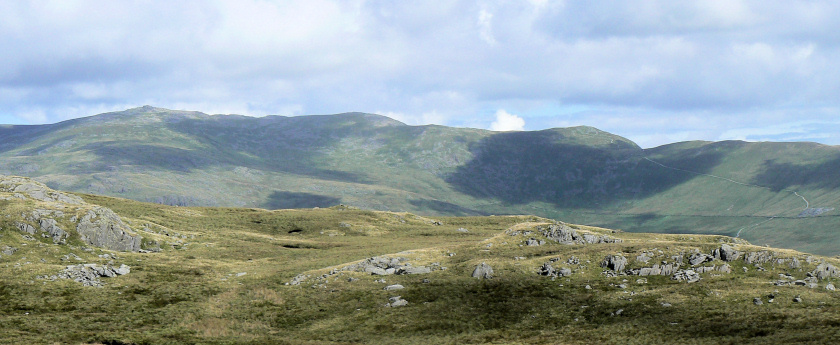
2,107,840,255
1,192,839,344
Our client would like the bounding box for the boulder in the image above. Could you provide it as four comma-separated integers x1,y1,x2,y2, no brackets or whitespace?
397,266,431,275
472,262,494,279
712,244,741,262
386,296,408,307
384,284,405,291
600,254,627,272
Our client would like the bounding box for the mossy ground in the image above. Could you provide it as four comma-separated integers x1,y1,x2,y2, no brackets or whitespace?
0,194,838,344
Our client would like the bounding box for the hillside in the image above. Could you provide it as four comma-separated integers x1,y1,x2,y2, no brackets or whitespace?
1,176,839,344
1,106,839,255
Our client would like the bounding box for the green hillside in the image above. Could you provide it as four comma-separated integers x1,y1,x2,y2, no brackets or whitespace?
1,106,839,255
1,176,840,344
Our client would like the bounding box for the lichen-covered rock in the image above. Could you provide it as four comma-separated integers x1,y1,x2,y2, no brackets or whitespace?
76,207,142,252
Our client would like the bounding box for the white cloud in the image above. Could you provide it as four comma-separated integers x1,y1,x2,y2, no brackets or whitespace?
490,109,525,131
478,9,497,45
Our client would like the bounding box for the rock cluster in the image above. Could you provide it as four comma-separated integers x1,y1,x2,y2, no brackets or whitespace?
537,262,572,277
76,207,142,252
39,264,131,287
600,254,627,272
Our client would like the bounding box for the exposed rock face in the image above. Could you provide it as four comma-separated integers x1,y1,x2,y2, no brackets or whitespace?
472,262,494,279
600,254,627,272
542,224,622,245
76,207,142,252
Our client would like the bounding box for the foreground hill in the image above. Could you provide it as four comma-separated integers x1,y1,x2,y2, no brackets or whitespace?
1,176,839,344
1,106,839,255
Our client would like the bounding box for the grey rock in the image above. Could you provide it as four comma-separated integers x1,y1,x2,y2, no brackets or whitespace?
384,284,405,291
753,297,763,305
636,254,651,263
472,262,494,279
287,274,309,285
15,222,36,235
744,251,776,265
789,257,801,269
672,269,701,283
1,245,17,256
558,268,573,277
712,244,741,262
347,277,358,282
386,296,408,307
793,296,802,303
525,238,544,246
38,218,68,244
76,207,142,252
689,253,714,266
49,263,131,287
600,254,627,272
537,262,556,277
542,224,621,245
0,177,83,204
716,264,732,273
826,283,836,291
810,263,840,280
398,266,431,275
456,228,469,233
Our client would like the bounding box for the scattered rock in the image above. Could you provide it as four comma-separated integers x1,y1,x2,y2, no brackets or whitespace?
753,297,763,306
826,283,836,291
287,274,309,286
472,262,494,279
347,277,358,282
398,266,431,275
793,296,802,303
541,224,622,245
0,245,16,256
636,254,651,263
744,251,776,265
384,284,405,291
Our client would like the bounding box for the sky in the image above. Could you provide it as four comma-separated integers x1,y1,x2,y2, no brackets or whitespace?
2,1,840,148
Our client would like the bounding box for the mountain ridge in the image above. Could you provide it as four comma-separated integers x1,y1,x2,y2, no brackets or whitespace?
2,106,839,255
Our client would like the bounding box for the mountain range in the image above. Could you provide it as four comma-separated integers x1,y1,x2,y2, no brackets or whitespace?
2,106,839,255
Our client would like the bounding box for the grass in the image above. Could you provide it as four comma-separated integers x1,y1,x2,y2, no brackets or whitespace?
2,185,840,344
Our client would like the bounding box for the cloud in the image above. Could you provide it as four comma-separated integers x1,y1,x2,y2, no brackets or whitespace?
1,1,840,148
490,109,525,131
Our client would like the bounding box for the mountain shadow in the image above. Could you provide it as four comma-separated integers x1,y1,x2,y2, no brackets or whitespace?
263,191,342,209
446,131,729,208
751,155,840,192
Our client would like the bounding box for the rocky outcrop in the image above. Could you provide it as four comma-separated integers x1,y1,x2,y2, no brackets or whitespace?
76,207,142,252
672,269,701,283
689,253,714,266
541,224,622,245
537,262,572,277
39,263,131,287
0,176,83,204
